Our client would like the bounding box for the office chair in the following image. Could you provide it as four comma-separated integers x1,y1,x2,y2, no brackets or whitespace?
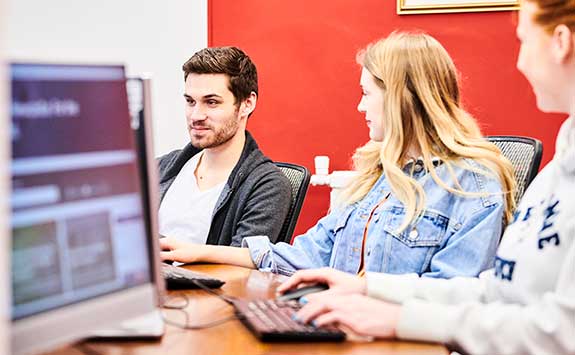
274,162,311,244
487,135,543,205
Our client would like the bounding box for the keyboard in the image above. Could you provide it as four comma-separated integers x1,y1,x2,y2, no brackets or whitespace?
233,299,346,342
161,264,225,289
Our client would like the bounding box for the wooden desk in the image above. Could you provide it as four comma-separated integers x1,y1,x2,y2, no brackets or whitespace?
47,264,448,355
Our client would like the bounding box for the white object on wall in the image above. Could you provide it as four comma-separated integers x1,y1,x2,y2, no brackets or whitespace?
310,155,357,210
4,0,208,156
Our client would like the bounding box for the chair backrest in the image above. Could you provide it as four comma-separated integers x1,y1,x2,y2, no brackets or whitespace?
487,135,543,204
274,162,311,243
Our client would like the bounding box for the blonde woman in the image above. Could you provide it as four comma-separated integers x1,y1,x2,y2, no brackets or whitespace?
160,32,516,280
281,1,575,354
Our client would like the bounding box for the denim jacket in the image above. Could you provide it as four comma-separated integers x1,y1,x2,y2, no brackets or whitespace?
243,159,505,278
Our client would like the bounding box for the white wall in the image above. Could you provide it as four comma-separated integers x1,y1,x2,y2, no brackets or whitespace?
5,0,208,155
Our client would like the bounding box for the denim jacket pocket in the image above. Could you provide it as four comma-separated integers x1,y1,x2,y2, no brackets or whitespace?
382,206,449,247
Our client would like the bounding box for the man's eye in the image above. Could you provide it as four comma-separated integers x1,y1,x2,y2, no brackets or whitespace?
207,100,218,105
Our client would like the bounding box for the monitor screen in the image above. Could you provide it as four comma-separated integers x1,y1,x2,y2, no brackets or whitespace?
10,63,157,354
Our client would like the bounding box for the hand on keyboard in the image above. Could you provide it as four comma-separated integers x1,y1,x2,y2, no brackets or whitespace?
233,299,345,342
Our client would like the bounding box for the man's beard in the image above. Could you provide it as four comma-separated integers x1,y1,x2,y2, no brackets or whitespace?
190,112,240,149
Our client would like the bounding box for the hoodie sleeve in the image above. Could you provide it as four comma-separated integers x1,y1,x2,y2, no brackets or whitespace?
366,271,488,305
366,241,575,355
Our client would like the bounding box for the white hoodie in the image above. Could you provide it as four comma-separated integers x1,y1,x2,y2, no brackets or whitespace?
366,117,575,355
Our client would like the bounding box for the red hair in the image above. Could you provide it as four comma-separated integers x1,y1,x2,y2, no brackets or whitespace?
526,0,575,33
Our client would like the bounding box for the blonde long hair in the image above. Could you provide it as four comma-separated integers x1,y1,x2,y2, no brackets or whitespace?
336,32,516,231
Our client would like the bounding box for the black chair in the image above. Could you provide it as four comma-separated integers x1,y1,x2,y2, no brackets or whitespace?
274,162,311,243
487,135,543,204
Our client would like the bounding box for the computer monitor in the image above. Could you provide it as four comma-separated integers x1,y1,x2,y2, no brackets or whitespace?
127,76,165,297
10,63,159,355
127,77,162,265
0,61,10,355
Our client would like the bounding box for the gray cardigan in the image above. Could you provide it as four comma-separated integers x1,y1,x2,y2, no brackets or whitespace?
158,131,292,246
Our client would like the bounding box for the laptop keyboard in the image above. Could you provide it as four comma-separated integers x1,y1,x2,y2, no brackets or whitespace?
233,299,346,342
161,264,225,289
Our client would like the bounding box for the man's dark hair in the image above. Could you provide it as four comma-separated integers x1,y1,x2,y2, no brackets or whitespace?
182,46,258,105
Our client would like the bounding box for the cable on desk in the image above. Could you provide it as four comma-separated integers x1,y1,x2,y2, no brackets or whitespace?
162,294,190,310
190,279,237,305
160,279,241,330
161,308,240,330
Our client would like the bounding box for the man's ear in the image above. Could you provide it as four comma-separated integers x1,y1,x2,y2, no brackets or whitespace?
552,24,574,64
240,91,257,118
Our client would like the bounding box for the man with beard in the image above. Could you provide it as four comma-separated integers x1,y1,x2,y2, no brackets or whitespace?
157,47,291,247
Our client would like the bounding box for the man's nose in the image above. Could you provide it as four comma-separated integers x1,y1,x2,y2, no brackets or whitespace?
187,106,207,122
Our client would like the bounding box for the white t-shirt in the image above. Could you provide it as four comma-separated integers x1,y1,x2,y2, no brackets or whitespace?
158,152,226,244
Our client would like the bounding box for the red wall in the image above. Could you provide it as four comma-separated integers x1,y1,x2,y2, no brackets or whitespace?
209,0,566,238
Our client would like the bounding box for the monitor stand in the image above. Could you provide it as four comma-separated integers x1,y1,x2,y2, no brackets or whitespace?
89,309,165,339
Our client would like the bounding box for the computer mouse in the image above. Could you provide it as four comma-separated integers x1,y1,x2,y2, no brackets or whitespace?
276,283,329,302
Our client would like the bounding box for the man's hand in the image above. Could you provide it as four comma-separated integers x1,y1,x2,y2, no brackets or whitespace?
159,237,203,263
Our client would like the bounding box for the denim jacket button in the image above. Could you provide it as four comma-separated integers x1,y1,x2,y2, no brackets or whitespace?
408,229,419,240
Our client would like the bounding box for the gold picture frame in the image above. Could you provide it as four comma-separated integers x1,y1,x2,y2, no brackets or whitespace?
397,0,520,15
